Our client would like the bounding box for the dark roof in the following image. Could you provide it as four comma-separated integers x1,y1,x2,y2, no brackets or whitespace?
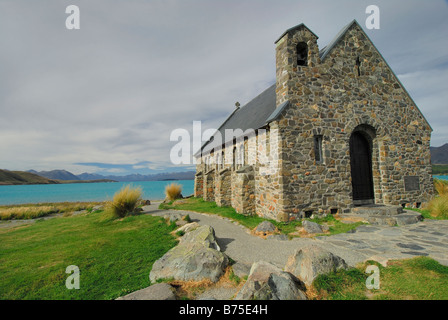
199,84,277,155
319,20,357,61
265,100,290,124
274,23,319,44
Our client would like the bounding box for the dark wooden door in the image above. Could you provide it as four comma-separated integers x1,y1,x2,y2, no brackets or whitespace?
350,132,374,202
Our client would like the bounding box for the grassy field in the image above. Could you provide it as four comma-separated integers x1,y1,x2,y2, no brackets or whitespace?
313,257,448,300
0,210,178,300
159,197,363,237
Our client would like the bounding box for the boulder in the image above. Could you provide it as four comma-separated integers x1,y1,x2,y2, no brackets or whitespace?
254,221,277,234
285,245,348,287
302,220,325,234
163,213,185,222
267,234,289,241
235,261,307,300
180,225,221,251
231,262,251,279
150,225,228,283
116,283,176,300
175,222,200,234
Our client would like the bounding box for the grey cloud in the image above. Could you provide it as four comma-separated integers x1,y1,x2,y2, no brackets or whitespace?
0,0,447,173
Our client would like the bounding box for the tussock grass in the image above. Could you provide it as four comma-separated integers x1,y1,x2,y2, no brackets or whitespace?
105,185,142,218
0,202,98,220
434,179,448,196
428,195,448,219
165,183,182,201
0,206,58,220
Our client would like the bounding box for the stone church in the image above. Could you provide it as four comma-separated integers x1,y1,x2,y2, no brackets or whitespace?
194,20,433,222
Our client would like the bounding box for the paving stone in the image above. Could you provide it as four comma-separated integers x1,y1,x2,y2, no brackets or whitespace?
378,229,403,237
401,251,429,256
396,243,425,251
430,232,445,236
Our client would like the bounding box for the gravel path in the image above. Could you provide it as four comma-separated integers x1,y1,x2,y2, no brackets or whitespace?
147,203,448,268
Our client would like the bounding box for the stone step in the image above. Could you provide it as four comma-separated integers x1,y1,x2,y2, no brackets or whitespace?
338,210,422,226
351,205,404,216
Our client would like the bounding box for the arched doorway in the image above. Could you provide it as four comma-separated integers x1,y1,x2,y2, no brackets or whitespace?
350,130,375,205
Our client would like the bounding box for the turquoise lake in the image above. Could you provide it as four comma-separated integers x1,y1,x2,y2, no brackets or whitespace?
0,176,447,206
0,180,194,205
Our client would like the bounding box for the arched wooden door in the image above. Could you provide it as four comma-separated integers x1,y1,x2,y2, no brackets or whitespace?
350,131,374,205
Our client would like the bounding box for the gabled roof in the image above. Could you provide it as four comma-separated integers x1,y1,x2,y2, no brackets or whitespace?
196,20,432,158
319,19,358,61
274,23,318,44
318,19,432,131
198,84,277,156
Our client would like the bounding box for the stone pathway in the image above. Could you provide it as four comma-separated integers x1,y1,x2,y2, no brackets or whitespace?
146,203,448,268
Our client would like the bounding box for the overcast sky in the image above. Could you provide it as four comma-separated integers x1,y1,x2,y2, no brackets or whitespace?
0,0,447,176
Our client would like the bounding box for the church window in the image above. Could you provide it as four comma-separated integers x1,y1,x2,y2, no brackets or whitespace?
296,42,308,66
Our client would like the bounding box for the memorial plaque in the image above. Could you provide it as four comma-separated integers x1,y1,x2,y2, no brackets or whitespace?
404,176,420,191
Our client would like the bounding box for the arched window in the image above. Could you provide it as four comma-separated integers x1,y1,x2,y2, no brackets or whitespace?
239,144,245,168
232,146,237,169
221,150,225,169
296,42,308,66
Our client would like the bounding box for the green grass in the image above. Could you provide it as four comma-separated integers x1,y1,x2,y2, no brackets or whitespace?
0,210,178,299
313,257,448,300
159,197,363,237
432,165,448,175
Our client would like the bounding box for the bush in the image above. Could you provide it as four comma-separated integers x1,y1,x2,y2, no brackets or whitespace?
105,185,142,218
434,179,448,196
165,183,182,201
428,195,448,219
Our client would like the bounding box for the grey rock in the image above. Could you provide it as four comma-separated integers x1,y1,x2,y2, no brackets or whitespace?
302,220,324,234
176,222,200,234
235,261,306,300
255,221,277,234
175,220,188,227
116,283,176,300
164,213,184,222
267,234,289,241
285,244,348,287
180,225,221,251
232,262,251,279
149,225,228,283
395,214,422,226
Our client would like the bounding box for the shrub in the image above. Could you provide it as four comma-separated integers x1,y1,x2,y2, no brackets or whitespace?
434,179,448,196
428,195,448,219
105,185,142,218
165,183,182,201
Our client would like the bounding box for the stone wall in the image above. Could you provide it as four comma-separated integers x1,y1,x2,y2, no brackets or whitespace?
274,22,433,218
193,21,433,221
215,168,232,207
194,170,203,198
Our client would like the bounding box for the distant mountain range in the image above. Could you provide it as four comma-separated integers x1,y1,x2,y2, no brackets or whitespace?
0,169,114,185
28,169,196,182
430,143,448,164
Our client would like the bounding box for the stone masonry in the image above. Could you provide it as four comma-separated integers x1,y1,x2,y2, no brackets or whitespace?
194,20,433,221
